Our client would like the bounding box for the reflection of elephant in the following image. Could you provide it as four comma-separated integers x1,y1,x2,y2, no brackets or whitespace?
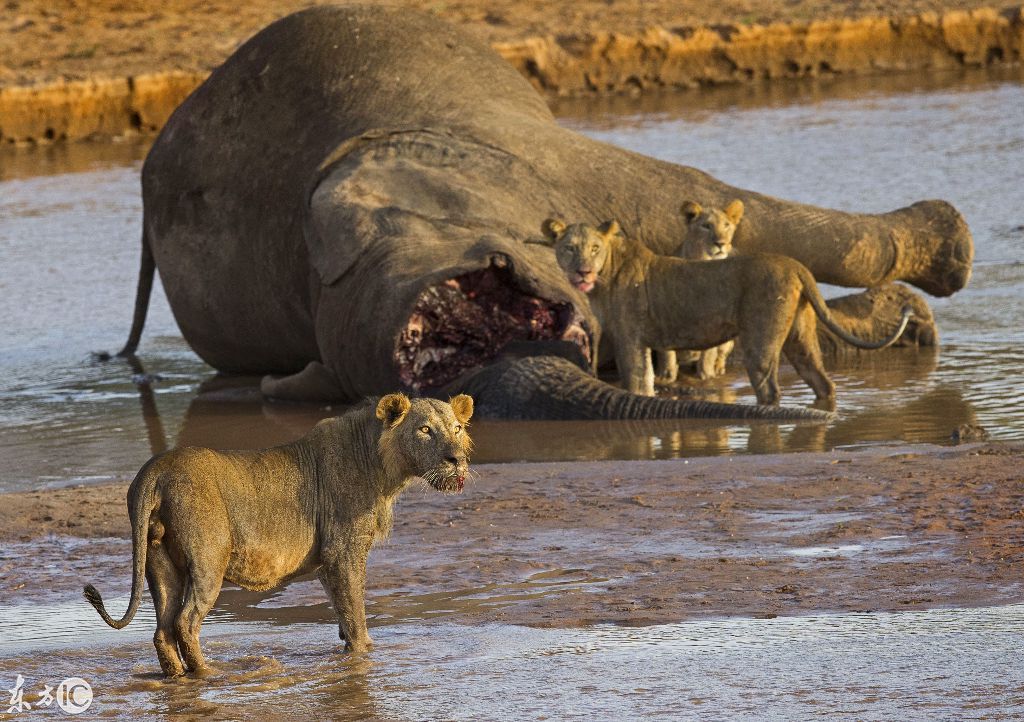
146,350,958,462
117,6,971,420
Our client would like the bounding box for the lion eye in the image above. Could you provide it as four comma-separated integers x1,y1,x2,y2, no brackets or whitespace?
419,425,431,434
454,424,462,433
590,246,599,255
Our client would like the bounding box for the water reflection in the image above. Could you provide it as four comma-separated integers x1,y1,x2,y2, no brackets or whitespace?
120,349,976,464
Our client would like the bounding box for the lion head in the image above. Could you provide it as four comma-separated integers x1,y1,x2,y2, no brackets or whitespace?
376,394,474,493
679,200,744,260
539,218,622,293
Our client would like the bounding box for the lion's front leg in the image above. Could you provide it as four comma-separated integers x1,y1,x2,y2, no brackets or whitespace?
654,349,678,384
616,341,655,396
318,543,373,653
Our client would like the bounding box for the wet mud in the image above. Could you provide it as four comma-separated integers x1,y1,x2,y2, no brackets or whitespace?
3,444,1022,622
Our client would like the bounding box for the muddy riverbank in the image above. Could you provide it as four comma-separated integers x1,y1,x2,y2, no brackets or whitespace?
1,2,1021,143
3,444,1022,627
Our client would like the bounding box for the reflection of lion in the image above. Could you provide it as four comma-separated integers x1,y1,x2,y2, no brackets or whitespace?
84,393,474,676
540,218,911,405
658,200,742,382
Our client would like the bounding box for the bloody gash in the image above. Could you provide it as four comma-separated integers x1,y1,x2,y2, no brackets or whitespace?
396,266,590,392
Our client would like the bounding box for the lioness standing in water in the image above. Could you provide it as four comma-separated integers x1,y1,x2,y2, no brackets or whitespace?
538,217,910,406
657,200,743,383
84,393,474,676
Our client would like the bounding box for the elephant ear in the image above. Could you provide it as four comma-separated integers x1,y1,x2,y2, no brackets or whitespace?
305,150,389,286
305,130,550,286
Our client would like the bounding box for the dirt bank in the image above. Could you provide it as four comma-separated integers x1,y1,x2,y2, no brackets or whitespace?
0,2,1021,144
3,444,1022,627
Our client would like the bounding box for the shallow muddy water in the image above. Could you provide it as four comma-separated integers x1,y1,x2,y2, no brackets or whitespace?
2,67,1024,717
2,597,1023,720
2,68,1023,494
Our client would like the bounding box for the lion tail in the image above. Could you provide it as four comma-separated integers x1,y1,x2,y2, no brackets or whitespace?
84,457,160,629
798,266,913,351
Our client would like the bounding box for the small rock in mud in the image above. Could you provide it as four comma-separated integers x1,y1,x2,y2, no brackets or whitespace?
951,424,989,444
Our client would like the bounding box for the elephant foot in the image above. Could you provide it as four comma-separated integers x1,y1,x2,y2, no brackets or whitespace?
261,361,346,402
820,283,937,358
890,200,973,297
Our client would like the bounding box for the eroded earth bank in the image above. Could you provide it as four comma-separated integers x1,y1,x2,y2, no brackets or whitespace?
1,1,1022,143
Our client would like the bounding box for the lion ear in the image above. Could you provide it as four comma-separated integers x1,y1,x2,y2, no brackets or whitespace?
598,219,622,238
725,199,744,224
541,218,567,241
376,393,411,429
449,394,474,424
681,201,702,222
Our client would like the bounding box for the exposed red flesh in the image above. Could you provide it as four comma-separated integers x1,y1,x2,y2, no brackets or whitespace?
395,266,589,391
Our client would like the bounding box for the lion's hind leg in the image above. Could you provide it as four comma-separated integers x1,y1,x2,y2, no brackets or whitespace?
783,302,836,406
145,533,186,677
166,498,231,675
739,323,786,406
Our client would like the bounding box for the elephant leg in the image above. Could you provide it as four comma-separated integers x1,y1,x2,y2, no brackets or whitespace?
819,283,938,360
261,361,345,402
655,349,679,383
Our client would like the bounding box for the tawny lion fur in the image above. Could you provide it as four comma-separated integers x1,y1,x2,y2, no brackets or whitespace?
84,393,474,676
539,215,911,405
656,200,743,383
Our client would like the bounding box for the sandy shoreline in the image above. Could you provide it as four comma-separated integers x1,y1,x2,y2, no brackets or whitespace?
3,443,1021,629
0,2,1021,143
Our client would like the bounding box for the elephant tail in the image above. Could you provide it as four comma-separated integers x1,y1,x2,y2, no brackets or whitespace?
116,228,156,357
455,355,834,422
798,266,912,351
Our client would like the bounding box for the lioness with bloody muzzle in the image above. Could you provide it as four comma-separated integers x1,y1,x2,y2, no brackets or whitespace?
84,393,473,676
538,216,912,406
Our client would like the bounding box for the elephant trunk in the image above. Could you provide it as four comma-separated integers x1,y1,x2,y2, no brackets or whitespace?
450,355,833,422
748,198,972,298
882,200,973,298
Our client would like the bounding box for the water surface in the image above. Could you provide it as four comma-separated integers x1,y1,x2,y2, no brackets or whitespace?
1,67,1022,492
2,598,1022,720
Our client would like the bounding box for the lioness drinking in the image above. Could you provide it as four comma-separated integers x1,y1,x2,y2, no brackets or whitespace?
84,393,473,676
538,217,911,405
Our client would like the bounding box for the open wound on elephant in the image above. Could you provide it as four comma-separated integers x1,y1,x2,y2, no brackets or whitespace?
396,266,590,391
